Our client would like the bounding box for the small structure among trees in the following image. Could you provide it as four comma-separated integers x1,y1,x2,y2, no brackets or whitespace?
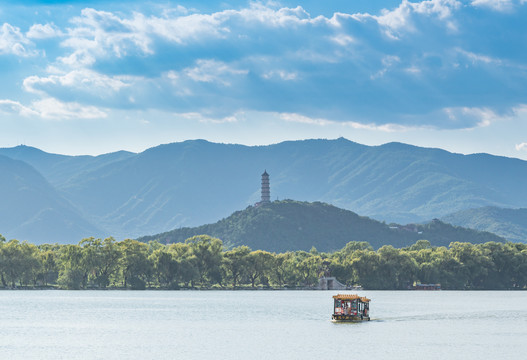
318,260,347,290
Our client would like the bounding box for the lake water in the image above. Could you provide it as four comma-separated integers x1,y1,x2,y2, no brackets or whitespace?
0,290,525,359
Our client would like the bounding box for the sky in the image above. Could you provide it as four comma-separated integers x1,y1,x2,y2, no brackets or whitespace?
0,0,527,158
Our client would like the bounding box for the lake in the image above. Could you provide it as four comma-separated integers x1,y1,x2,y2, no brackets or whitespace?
0,290,525,359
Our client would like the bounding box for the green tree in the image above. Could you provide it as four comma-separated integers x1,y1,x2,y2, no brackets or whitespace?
223,245,251,288
150,248,179,288
168,243,199,287
19,242,42,286
57,244,86,289
186,235,223,287
408,240,432,251
39,249,58,286
349,249,381,289
377,245,418,289
80,237,122,288
334,241,373,261
295,253,322,287
449,242,493,289
245,250,274,288
269,252,293,287
0,240,42,287
0,238,6,287
119,239,151,289
517,248,527,288
428,246,466,289
327,258,353,286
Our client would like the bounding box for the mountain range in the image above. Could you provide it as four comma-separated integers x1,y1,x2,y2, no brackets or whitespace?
1,138,527,244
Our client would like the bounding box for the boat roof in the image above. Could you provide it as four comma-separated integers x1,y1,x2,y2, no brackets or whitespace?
333,294,371,302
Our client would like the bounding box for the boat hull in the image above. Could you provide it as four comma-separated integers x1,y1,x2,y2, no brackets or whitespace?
332,314,370,322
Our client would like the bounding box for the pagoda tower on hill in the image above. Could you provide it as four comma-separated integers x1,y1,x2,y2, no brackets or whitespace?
260,170,270,203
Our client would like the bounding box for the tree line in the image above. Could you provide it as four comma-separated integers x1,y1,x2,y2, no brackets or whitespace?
0,233,526,290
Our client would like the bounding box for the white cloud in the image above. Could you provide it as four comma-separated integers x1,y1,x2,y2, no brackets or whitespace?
443,107,498,127
56,3,333,65
471,0,516,12
63,8,153,58
178,111,243,124
137,11,226,45
261,70,298,81
280,112,335,126
0,23,37,56
27,23,63,39
376,2,414,36
279,112,416,132
342,121,415,132
331,34,354,46
232,4,319,27
352,0,461,39
163,70,193,96
511,104,527,116
413,0,461,18
405,66,422,74
515,142,527,151
2,1,525,132
57,50,96,67
0,97,106,120
23,69,132,96
183,59,248,86
32,98,107,119
456,48,501,65
371,55,401,79
0,99,39,116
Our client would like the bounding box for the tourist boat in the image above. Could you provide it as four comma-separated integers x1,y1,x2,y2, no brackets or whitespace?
332,294,370,322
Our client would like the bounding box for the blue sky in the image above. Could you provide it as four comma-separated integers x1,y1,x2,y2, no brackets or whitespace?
1,0,527,158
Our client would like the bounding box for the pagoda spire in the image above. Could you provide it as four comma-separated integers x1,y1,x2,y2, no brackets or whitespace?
261,170,270,203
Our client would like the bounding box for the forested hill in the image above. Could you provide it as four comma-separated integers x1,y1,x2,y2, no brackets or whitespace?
442,206,527,242
137,200,504,252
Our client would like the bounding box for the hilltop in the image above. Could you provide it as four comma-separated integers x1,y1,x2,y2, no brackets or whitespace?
137,200,504,252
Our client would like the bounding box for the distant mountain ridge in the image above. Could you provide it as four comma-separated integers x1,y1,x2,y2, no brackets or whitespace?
0,145,135,187
137,200,505,252
0,154,104,243
1,138,527,244
441,206,527,242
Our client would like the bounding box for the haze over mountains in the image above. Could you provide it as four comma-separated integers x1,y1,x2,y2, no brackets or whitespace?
1,138,527,244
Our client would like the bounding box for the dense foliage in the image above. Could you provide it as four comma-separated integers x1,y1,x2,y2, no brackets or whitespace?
138,200,506,252
1,233,526,290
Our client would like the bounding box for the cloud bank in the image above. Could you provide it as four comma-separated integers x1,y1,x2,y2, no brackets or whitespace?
0,0,526,129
